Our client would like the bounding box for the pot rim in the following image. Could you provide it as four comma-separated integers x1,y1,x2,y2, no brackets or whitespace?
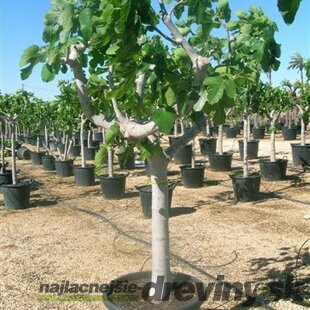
229,172,261,180
99,172,129,180
1,180,32,189
259,158,288,163
73,164,95,169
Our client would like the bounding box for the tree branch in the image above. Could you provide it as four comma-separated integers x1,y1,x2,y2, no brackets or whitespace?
158,0,209,86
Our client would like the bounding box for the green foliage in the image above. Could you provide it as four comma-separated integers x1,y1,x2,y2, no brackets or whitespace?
151,107,176,134
277,0,301,24
94,144,108,175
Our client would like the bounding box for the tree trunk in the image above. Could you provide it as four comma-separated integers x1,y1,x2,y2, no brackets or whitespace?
301,117,306,146
36,136,40,153
243,113,249,178
288,111,292,129
293,108,298,126
11,123,17,185
270,119,276,162
108,147,113,177
102,128,105,144
44,126,49,149
148,151,171,294
0,122,5,173
217,125,223,155
191,141,195,168
64,134,69,161
247,114,251,140
173,121,178,137
80,118,86,168
87,130,91,148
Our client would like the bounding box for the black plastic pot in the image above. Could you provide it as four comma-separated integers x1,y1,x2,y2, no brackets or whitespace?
230,173,261,202
168,136,180,146
238,140,259,160
16,147,31,160
55,160,74,177
70,145,81,157
30,151,46,165
180,164,205,188
103,271,202,310
252,127,265,140
99,173,127,199
93,132,104,142
1,181,32,210
291,143,310,167
118,153,135,170
73,165,95,186
137,183,176,219
225,127,237,138
208,153,233,171
282,127,297,140
84,147,96,160
42,155,56,171
198,138,217,155
259,159,288,181
174,145,192,165
211,126,219,136
0,172,13,188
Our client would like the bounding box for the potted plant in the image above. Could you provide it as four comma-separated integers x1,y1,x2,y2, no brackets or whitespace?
0,112,31,209
20,0,301,307
198,116,217,156
258,83,291,180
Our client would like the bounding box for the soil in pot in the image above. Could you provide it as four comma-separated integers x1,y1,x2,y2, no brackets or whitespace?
198,138,217,155
208,153,233,171
99,173,127,199
259,159,288,181
55,160,74,177
282,127,297,140
180,164,205,188
118,153,136,170
230,173,261,202
225,127,237,138
42,155,56,171
238,140,259,160
84,147,96,160
73,165,95,186
17,147,31,160
1,180,32,210
252,127,265,140
103,271,202,310
291,143,310,167
30,151,46,165
137,183,176,219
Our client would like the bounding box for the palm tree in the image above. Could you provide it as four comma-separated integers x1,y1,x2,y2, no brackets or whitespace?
288,52,305,83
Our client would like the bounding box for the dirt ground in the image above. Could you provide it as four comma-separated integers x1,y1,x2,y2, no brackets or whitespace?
0,132,309,310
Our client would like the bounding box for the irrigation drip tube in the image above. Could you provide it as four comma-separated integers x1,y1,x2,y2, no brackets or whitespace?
14,169,290,309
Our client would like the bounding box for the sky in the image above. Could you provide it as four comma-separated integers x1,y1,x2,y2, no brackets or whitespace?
0,0,309,101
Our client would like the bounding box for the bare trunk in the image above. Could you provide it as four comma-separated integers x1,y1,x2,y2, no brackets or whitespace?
64,135,69,161
173,121,178,136
301,118,306,146
247,115,251,140
217,125,223,155
191,141,195,168
148,152,171,294
288,111,292,129
293,108,298,126
243,114,249,178
11,123,17,185
102,128,105,144
206,119,210,137
270,119,276,162
44,126,49,149
1,123,5,173
87,130,91,148
180,119,184,135
80,117,86,168
108,147,113,177
36,136,40,153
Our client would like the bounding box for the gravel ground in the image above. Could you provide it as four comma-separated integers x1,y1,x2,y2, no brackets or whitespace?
0,133,309,310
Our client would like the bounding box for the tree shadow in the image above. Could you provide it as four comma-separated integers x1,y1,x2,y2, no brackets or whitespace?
241,244,310,308
29,199,58,208
170,206,196,217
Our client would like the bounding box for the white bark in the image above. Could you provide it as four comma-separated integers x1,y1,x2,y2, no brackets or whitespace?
247,114,251,141
36,136,40,153
87,130,91,148
243,114,249,178
191,141,195,168
108,147,114,177
11,123,16,185
1,122,5,172
80,116,86,168
301,118,306,146
149,152,171,289
217,125,224,155
270,119,276,162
